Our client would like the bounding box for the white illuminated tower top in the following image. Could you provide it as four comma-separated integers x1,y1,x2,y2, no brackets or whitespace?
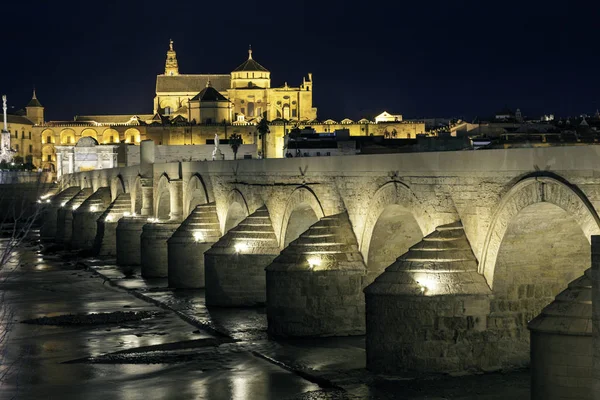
0,95,15,163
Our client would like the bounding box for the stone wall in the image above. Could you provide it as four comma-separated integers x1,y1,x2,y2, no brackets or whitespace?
58,146,600,369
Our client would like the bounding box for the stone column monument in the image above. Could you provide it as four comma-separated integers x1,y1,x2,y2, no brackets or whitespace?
0,95,15,163
212,133,223,161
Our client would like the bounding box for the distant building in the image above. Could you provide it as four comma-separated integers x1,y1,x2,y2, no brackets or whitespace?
374,111,403,123
154,41,317,123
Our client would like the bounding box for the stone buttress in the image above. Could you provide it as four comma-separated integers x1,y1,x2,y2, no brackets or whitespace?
167,203,220,288
266,212,366,337
141,220,181,278
40,186,81,241
591,236,600,400
528,268,593,400
55,188,93,245
116,216,147,266
71,187,112,250
93,193,131,256
204,206,280,306
364,222,492,374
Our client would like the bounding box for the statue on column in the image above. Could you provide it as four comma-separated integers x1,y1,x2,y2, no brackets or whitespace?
0,95,15,163
212,133,223,161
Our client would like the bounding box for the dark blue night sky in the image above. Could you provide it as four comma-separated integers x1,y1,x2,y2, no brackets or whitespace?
1,0,598,121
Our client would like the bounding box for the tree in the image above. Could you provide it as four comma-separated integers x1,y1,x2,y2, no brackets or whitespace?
0,175,51,392
229,134,243,160
256,117,270,159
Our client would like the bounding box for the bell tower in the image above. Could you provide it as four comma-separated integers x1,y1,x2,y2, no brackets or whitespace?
165,39,179,76
26,89,44,125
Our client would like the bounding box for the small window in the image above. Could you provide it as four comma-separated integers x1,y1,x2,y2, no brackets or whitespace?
326,152,331,156
316,152,321,156
28,132,31,139
110,136,114,143
21,131,24,139
15,144,19,152
292,109,297,117
46,136,51,143
248,82,253,88
47,155,51,161
407,134,411,139
241,108,245,115
130,135,135,143
14,131,17,139
29,144,32,153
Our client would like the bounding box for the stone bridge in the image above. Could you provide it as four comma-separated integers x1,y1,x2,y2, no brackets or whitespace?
40,141,600,376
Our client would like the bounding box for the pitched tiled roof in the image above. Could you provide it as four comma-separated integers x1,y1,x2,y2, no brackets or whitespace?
6,114,34,125
75,115,154,124
191,86,229,102
233,58,268,72
156,74,230,93
26,90,43,107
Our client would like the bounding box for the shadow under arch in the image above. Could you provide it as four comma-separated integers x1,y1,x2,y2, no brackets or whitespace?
185,173,210,217
279,185,326,249
223,188,250,233
155,173,172,220
131,175,143,214
480,173,600,289
110,175,126,201
359,181,433,283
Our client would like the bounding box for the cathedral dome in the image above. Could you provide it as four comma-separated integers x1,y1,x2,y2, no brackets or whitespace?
233,48,268,72
191,82,229,102
231,47,271,89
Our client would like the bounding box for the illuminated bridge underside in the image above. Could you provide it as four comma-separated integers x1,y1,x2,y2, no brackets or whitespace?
46,144,600,374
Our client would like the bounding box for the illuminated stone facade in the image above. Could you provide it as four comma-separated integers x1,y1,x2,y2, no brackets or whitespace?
154,42,317,123
20,40,426,172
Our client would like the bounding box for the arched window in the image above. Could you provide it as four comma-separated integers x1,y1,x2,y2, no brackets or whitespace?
248,82,253,88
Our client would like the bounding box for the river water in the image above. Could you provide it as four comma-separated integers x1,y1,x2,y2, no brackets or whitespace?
0,232,530,399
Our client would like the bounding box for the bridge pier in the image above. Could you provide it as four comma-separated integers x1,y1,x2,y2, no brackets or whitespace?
167,203,220,288
528,268,593,400
55,188,93,245
40,187,80,241
364,222,492,374
116,217,146,266
93,193,132,256
71,187,111,250
141,221,180,278
593,236,600,400
266,212,366,337
204,206,280,306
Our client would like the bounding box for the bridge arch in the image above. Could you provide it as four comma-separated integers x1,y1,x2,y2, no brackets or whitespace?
155,173,172,220
359,181,431,284
481,174,600,288
131,175,143,214
279,186,325,249
223,189,250,233
184,174,210,217
110,175,126,201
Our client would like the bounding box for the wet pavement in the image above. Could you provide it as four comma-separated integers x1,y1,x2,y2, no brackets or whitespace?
0,233,530,399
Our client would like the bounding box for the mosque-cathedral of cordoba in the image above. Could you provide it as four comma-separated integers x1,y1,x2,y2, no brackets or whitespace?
4,40,425,173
